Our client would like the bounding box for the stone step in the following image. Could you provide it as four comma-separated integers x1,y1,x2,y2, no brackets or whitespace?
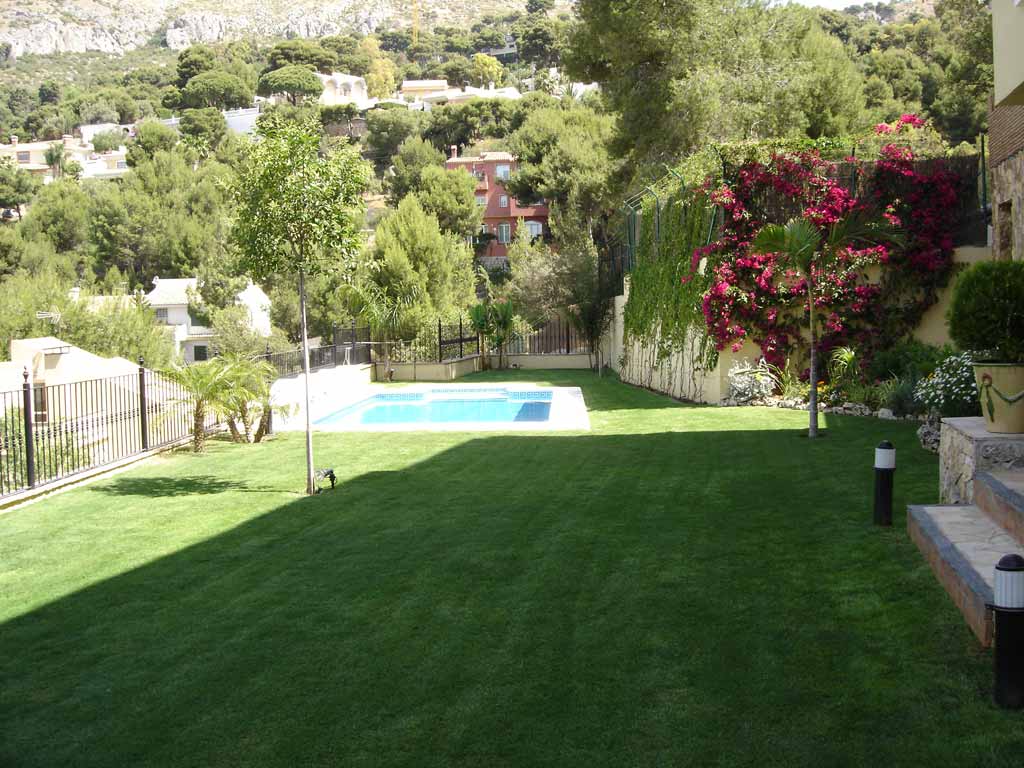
907,503,1024,646
975,470,1024,547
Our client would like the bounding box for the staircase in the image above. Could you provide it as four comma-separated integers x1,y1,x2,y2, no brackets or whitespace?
909,470,1024,646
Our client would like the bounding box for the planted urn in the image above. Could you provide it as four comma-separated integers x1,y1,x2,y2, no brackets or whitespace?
948,260,1024,433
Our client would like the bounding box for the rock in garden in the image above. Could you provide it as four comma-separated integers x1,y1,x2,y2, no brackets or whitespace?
917,422,941,454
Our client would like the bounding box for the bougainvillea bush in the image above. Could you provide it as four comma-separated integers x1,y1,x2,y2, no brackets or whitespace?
695,116,965,374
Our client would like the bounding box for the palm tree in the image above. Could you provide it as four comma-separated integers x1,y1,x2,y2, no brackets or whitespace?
162,358,238,452
489,300,516,370
468,302,494,370
751,213,900,438
43,142,65,180
352,283,417,382
217,355,275,443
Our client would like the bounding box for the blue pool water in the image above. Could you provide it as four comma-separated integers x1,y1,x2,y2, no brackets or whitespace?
315,387,555,428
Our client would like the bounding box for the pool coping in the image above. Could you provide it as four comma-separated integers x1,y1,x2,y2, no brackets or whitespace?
307,382,591,432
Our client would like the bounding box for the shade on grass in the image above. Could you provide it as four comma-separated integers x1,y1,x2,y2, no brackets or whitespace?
0,371,1021,766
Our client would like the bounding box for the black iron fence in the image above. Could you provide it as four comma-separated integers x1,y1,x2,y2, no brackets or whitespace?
0,366,216,500
506,317,589,355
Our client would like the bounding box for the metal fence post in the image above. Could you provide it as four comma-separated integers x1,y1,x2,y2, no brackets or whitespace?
21,368,35,489
350,318,357,363
565,319,571,355
459,317,464,359
138,357,149,451
437,318,443,363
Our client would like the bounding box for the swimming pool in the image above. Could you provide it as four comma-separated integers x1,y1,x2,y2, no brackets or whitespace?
313,384,590,431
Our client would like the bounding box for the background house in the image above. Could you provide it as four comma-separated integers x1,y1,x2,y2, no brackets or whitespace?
145,277,271,363
991,0,1024,261
0,337,138,423
445,149,548,268
0,133,129,182
318,73,374,110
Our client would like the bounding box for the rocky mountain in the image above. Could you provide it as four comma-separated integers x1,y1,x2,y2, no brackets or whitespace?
0,0,543,57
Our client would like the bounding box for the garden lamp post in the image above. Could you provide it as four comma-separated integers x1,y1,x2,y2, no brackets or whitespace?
873,440,895,526
991,554,1024,709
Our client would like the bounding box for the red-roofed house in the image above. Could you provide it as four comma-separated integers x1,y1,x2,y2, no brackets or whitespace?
445,148,549,267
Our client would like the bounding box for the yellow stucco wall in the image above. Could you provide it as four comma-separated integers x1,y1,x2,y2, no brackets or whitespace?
994,0,1024,107
913,246,994,346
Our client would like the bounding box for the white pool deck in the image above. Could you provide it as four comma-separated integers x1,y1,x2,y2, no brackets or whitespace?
282,382,591,433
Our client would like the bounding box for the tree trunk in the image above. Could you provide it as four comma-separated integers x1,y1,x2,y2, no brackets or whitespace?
807,286,819,439
299,267,316,495
254,406,271,443
240,402,253,443
193,402,206,453
226,417,242,443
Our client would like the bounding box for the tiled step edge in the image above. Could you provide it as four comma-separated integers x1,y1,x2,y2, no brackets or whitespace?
975,471,1024,547
907,504,994,647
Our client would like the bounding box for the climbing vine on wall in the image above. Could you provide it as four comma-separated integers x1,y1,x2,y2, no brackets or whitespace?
621,185,719,368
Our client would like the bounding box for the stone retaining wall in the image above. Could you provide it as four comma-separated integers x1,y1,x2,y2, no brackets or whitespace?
939,417,1024,503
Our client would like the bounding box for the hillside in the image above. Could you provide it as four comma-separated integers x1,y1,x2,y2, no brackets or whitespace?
0,0,566,57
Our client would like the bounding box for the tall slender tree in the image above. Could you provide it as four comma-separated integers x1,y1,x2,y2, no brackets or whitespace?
232,115,370,493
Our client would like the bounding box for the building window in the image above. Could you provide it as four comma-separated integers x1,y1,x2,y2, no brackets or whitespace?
497,223,511,244
193,345,209,362
116,160,127,169
526,220,544,238
476,194,487,206
495,164,511,180
16,151,30,164
499,195,508,208
32,384,48,424
155,308,168,324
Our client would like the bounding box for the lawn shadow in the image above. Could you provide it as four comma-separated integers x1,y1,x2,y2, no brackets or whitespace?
0,422,973,768
92,475,270,497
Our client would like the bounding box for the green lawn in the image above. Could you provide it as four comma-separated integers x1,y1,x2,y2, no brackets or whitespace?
1,371,1020,766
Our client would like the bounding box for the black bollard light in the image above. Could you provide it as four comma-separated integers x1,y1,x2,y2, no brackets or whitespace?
992,554,1024,709
873,440,895,526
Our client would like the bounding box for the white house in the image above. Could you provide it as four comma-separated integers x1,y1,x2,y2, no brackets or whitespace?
145,277,272,363
420,84,523,108
318,73,374,110
0,134,130,183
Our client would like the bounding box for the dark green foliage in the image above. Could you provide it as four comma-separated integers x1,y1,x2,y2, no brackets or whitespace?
386,136,444,206
178,107,227,148
365,108,425,173
948,260,1024,363
90,128,124,153
126,120,178,166
412,166,482,239
868,338,949,381
176,45,217,88
265,40,337,75
181,69,253,110
257,66,323,106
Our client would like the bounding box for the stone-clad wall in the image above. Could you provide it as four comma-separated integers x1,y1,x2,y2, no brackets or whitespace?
939,417,1024,504
991,151,1024,262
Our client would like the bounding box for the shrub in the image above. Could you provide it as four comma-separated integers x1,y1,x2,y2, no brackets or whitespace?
878,375,923,417
867,339,947,382
948,260,1024,363
914,352,980,418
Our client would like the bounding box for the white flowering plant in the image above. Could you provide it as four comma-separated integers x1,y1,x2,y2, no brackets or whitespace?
913,352,981,418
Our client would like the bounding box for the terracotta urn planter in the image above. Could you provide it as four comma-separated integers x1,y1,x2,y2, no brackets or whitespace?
974,363,1024,434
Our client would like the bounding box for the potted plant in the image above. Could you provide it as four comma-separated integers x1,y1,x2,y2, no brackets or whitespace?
948,260,1024,433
